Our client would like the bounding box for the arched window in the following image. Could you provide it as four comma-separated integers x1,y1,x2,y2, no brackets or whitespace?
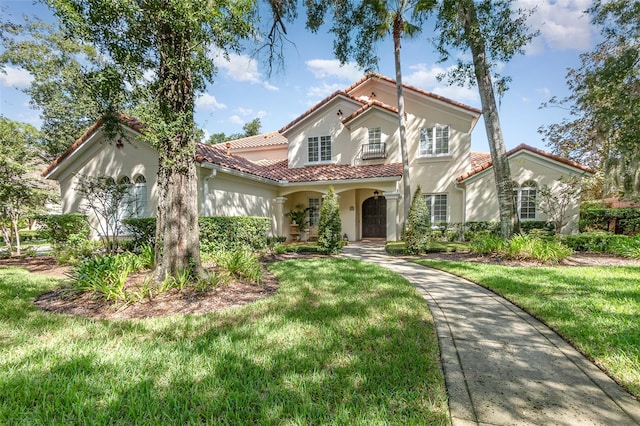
133,175,148,217
514,180,537,220
117,176,133,223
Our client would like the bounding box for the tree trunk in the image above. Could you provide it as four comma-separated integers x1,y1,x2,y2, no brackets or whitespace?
393,13,412,229
12,218,20,257
153,21,205,282
458,1,517,239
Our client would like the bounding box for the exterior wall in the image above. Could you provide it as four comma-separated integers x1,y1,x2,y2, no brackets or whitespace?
464,153,585,233
55,130,159,237
286,98,362,168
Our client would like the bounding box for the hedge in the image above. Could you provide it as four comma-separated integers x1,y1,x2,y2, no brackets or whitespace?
580,208,640,235
124,216,270,252
35,214,90,244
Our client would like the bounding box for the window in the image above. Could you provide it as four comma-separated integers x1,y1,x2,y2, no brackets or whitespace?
308,198,320,226
308,136,332,162
514,180,537,220
117,176,133,222
133,175,148,217
419,125,450,156
368,127,381,147
425,194,448,223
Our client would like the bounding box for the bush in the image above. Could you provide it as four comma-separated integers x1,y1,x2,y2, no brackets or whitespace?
212,250,263,283
580,208,640,235
36,214,90,245
199,216,270,253
471,233,572,263
122,218,157,250
403,186,431,254
562,232,640,258
67,252,145,303
317,186,342,254
18,229,45,241
470,234,505,255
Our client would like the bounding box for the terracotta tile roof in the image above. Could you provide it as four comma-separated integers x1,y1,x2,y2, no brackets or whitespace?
457,144,594,182
42,113,143,177
278,91,365,134
347,72,483,116
196,143,402,183
341,99,399,125
225,132,287,150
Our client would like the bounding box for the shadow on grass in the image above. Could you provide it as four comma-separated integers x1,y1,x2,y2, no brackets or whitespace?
0,259,448,424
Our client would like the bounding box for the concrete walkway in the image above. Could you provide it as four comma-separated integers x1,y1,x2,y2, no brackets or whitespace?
342,243,640,425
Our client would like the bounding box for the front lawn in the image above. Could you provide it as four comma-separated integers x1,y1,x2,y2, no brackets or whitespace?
414,259,640,398
0,258,448,424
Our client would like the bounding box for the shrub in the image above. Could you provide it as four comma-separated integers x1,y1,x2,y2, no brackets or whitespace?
213,250,263,283
403,186,430,254
386,241,407,255
122,218,157,249
317,186,342,254
199,216,270,253
470,234,505,255
580,208,640,235
36,214,90,245
562,232,640,258
67,253,143,302
504,234,572,263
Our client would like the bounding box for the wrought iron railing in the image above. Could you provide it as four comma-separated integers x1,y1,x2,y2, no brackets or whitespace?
361,142,386,160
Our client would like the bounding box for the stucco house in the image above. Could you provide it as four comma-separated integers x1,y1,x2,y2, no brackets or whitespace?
43,73,592,241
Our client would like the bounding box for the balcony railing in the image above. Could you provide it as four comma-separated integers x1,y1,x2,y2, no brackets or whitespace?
361,142,387,160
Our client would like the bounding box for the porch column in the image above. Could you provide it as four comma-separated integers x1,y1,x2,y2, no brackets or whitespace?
383,191,401,241
275,196,287,236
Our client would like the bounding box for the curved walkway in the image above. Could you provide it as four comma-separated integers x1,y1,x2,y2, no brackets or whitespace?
342,243,640,425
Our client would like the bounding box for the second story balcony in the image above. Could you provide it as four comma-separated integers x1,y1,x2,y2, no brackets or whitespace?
361,142,387,160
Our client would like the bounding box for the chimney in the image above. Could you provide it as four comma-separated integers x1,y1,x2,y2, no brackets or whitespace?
226,142,231,156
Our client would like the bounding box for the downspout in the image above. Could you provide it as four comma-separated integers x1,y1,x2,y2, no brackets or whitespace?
202,165,217,217
455,181,467,240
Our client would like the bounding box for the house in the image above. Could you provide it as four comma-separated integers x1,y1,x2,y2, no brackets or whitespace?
42,73,592,241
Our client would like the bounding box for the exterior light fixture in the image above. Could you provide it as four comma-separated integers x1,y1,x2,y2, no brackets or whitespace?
373,190,379,200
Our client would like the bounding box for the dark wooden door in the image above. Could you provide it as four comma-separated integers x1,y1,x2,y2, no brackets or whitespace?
362,196,387,238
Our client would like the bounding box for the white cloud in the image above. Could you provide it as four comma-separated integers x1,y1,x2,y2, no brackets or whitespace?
229,115,244,125
0,66,34,87
305,83,344,106
405,64,480,104
196,93,227,110
211,48,279,91
234,107,267,119
306,59,364,81
518,0,594,53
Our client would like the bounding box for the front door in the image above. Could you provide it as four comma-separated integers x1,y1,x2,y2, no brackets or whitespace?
362,196,387,238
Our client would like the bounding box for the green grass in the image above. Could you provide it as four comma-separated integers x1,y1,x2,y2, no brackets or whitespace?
414,259,640,398
0,259,448,425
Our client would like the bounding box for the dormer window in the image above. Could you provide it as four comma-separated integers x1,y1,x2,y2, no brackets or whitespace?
308,136,332,163
419,125,450,157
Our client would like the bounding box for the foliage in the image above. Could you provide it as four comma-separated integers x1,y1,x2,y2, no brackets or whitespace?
36,213,90,245
403,185,431,254
212,250,263,284
67,252,146,303
199,216,270,253
537,177,583,234
432,0,538,238
0,117,57,256
414,259,640,398
386,240,468,255
470,233,572,263
317,186,342,254
580,208,640,235
206,117,262,144
562,232,640,258
74,174,133,253
0,258,448,423
0,18,104,159
285,203,310,229
539,0,640,197
122,217,157,249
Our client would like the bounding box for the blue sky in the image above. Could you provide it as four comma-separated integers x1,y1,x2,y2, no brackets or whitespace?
1,0,597,153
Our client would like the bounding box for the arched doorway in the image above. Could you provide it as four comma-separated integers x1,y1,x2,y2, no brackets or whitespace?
362,196,386,238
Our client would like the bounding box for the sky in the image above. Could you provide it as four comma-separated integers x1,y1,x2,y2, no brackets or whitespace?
0,0,598,153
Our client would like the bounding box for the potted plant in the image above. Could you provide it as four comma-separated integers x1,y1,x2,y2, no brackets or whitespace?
286,204,310,230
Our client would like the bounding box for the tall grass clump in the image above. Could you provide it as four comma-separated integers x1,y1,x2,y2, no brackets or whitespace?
471,233,572,263
212,250,263,283
67,252,145,302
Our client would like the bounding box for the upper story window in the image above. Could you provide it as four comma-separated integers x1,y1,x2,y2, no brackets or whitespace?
369,128,381,147
308,136,332,163
419,125,450,157
514,180,537,220
425,193,448,223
